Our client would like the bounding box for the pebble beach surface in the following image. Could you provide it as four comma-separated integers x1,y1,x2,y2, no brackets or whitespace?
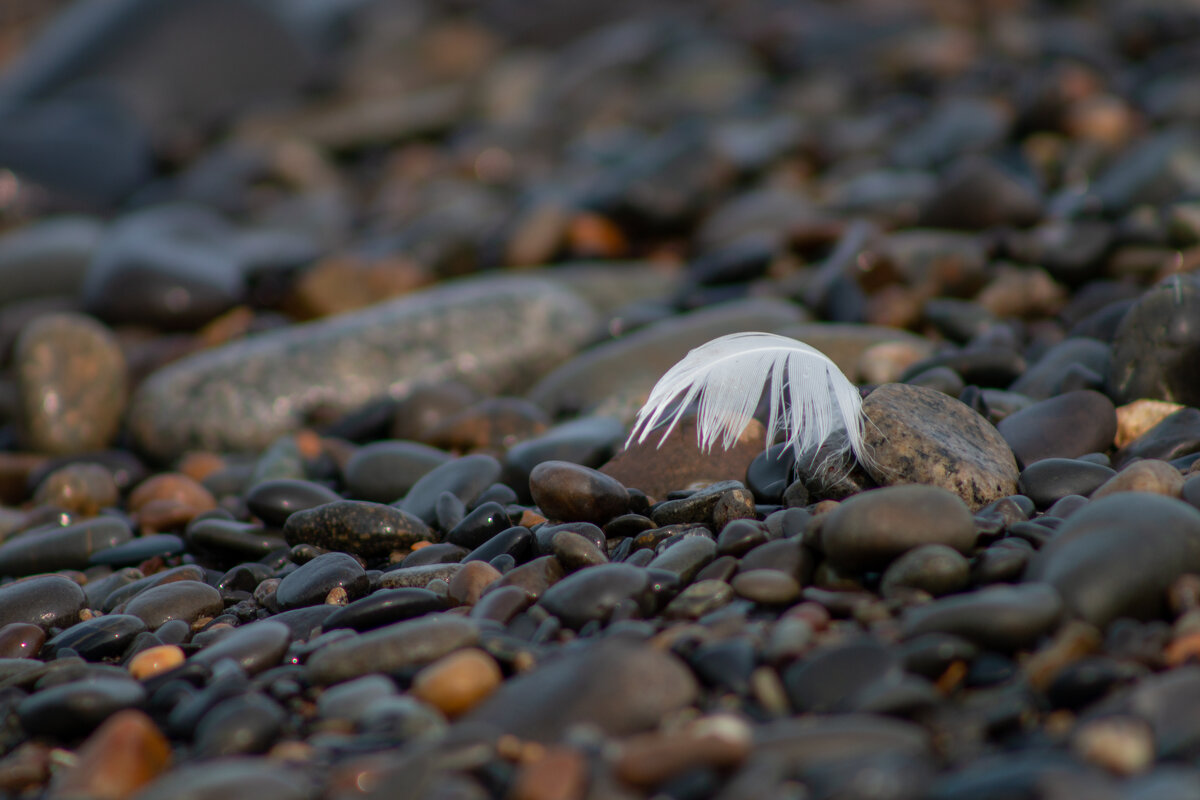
2,1,1200,799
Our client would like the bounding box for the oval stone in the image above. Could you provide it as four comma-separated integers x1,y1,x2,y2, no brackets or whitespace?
121,581,224,629
529,460,629,525
900,583,1064,650
305,614,480,686
283,500,434,559
0,574,87,631
274,552,368,610
0,516,132,576
1025,493,1200,626
243,478,341,527
862,383,1019,509
996,390,1118,467
821,485,976,572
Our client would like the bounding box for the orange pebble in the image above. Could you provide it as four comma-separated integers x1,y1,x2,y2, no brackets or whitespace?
410,648,502,717
127,645,185,680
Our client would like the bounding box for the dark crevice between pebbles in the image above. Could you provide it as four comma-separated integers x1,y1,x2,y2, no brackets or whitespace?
3,1,1200,799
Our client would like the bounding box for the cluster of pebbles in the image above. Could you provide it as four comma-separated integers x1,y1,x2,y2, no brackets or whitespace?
3,0,1200,798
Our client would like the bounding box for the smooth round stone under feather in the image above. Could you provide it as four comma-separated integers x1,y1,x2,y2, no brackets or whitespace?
529,460,630,525
861,383,1019,510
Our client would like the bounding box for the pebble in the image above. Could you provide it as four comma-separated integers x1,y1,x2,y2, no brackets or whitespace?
1109,276,1200,405
187,619,292,675
42,614,146,661
127,645,185,680
1018,458,1117,508
1090,459,1184,500
0,575,87,631
17,677,146,738
731,569,801,605
396,454,502,526
119,580,224,629
502,415,626,499
996,390,1118,466
0,623,44,659
410,647,502,717
283,500,434,560
128,277,596,459
861,383,1020,509
322,587,446,632
305,614,479,685
275,552,368,610
342,440,451,504
129,759,315,800
820,485,976,572
900,583,1064,650
601,417,766,502
0,516,132,576
243,478,342,527
464,638,698,740
536,563,653,629
13,312,127,455
1027,493,1200,626
31,462,120,516
194,693,286,757
48,709,171,799
1115,407,1200,467
529,461,629,524
879,543,971,598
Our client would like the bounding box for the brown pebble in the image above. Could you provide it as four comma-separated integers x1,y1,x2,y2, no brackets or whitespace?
614,715,751,787
135,498,207,535
175,451,227,483
127,645,186,680
326,586,349,606
566,212,628,259
32,463,119,516
49,709,171,799
1165,630,1200,667
1090,459,1183,500
0,623,45,659
0,742,52,793
128,473,216,514
410,647,503,717
446,560,502,607
509,747,588,800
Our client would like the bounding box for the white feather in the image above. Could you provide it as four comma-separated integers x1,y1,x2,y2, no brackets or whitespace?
626,332,870,468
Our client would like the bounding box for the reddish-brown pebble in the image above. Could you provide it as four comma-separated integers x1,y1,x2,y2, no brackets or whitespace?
49,709,171,799
128,473,216,514
446,560,502,606
614,716,751,786
509,747,588,800
176,451,227,483
410,647,502,717
135,498,206,534
127,645,185,680
0,623,44,659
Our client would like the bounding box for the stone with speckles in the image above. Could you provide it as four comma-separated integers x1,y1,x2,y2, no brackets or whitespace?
861,383,1019,510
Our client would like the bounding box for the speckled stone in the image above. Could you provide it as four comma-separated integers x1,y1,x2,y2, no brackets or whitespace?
128,276,597,460
283,500,435,559
862,383,1019,510
14,312,127,455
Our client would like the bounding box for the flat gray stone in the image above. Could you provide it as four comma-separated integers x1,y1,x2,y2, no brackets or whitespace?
128,276,596,460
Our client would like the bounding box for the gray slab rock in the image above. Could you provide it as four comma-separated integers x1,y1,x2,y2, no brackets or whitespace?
129,276,597,460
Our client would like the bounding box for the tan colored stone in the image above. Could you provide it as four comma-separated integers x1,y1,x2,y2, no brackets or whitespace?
1090,459,1183,500
127,645,185,680
1115,399,1185,448
410,647,502,717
